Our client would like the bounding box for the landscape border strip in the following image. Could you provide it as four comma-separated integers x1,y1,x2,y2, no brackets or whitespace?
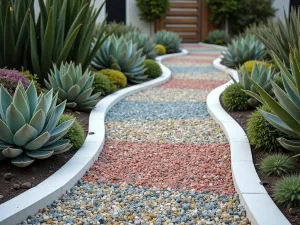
0,49,188,225
207,57,291,225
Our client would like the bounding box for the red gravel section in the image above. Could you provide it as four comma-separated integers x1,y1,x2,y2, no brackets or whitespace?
84,141,235,194
160,79,227,90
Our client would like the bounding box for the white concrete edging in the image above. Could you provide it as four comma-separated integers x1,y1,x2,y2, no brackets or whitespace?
207,57,291,225
0,49,189,225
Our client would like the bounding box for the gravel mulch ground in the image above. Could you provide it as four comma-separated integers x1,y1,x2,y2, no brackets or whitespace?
21,44,250,225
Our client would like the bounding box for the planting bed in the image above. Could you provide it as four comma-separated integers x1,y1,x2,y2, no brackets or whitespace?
0,110,90,204
226,108,300,225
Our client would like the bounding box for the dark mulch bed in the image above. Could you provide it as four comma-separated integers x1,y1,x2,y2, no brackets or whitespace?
0,109,90,205
226,107,300,225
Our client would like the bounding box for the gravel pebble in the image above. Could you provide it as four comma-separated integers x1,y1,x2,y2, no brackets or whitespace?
166,66,219,73
105,101,209,122
20,182,249,225
106,118,228,144
86,141,233,193
126,88,210,102
172,72,230,81
161,79,226,90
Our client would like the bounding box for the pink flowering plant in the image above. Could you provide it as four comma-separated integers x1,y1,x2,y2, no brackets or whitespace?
0,69,29,94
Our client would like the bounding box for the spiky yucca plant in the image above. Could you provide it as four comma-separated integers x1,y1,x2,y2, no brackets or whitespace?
261,154,294,176
0,82,73,167
91,35,147,84
245,48,300,154
125,32,157,59
221,35,266,68
154,30,181,53
236,62,276,107
45,62,100,111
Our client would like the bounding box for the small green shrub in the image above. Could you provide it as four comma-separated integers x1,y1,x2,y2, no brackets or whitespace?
20,68,42,93
58,114,85,151
241,60,271,74
143,59,162,78
247,106,290,151
204,30,229,45
274,175,300,208
100,69,127,88
93,72,117,95
222,83,249,111
260,154,295,176
136,0,170,22
155,44,167,55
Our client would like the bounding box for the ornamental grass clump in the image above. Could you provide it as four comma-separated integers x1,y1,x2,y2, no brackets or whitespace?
222,83,250,111
221,35,266,68
45,62,101,111
245,48,300,154
0,69,29,95
0,82,74,167
274,176,300,208
247,105,290,151
154,30,181,54
260,154,295,176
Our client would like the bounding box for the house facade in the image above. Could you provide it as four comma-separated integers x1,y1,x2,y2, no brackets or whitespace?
34,0,296,42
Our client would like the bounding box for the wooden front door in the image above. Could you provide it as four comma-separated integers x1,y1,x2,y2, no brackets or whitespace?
155,0,201,42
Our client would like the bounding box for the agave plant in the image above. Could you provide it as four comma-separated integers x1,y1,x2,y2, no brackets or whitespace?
245,48,300,154
0,82,73,167
236,62,276,107
45,62,100,111
91,35,147,84
255,8,300,68
221,35,267,68
154,30,181,53
125,31,157,59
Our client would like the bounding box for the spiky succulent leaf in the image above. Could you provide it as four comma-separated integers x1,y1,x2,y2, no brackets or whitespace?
45,62,100,110
91,35,148,83
0,82,74,167
154,30,181,54
221,35,266,68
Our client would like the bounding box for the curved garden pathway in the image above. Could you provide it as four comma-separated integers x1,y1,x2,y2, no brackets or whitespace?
21,44,249,225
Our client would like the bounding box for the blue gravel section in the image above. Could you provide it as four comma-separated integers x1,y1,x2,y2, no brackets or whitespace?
105,100,209,121
20,181,249,225
167,66,219,73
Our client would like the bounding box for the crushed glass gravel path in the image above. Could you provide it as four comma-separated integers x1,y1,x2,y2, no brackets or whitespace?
21,44,249,225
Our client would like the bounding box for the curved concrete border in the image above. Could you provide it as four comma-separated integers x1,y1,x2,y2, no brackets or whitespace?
0,49,189,225
207,57,291,225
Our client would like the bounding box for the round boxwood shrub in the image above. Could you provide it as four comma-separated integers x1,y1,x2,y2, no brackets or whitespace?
222,83,249,111
58,114,85,151
241,60,271,74
247,105,289,151
136,0,170,22
100,69,127,88
93,72,117,95
274,175,300,208
260,154,295,176
155,44,167,55
143,59,162,78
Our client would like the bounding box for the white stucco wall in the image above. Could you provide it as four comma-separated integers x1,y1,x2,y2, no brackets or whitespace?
273,0,290,21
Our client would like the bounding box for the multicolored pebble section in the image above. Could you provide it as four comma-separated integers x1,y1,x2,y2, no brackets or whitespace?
21,44,249,225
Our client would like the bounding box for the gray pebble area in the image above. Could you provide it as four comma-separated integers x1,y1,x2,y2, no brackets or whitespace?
105,101,209,122
21,181,249,225
105,118,228,144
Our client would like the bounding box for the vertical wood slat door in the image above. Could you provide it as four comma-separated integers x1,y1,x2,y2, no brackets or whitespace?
155,0,201,42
